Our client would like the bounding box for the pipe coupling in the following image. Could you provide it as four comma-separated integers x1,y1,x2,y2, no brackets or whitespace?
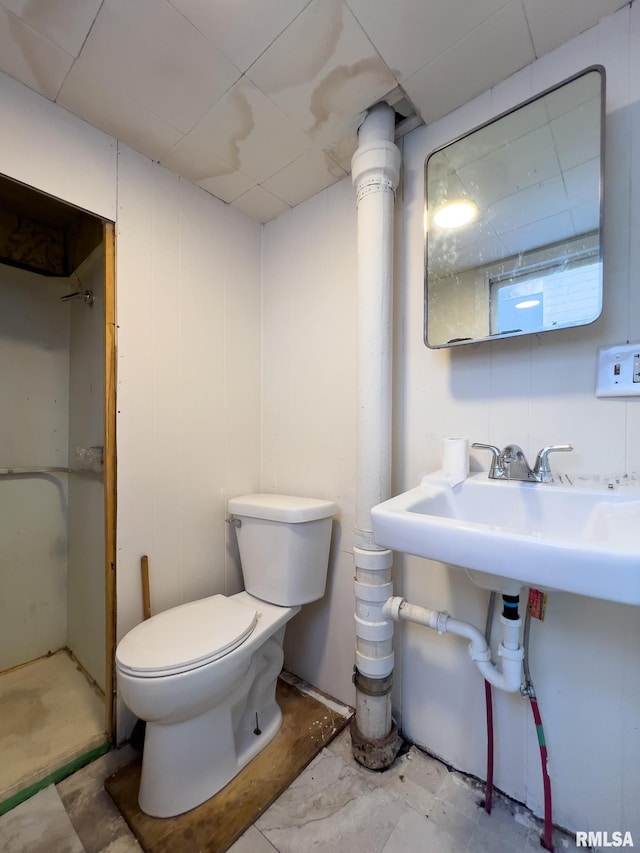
355,176,395,203
353,668,393,697
354,546,393,570
354,528,382,551
435,611,449,634
354,614,394,641
355,649,394,678
354,580,393,603
468,644,492,663
351,140,401,192
382,596,404,621
498,643,525,661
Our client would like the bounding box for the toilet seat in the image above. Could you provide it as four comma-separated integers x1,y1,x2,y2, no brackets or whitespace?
116,594,257,678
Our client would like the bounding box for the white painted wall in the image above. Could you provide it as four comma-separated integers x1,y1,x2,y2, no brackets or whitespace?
0,265,70,670
262,5,640,837
0,71,263,734
262,183,359,706
115,145,262,632
0,74,117,221
67,246,106,690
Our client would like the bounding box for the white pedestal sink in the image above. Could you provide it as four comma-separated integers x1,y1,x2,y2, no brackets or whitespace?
371,472,640,604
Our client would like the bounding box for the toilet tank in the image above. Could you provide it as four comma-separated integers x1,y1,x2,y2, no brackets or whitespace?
227,494,336,606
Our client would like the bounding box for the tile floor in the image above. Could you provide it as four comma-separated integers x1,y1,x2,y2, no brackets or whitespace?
0,727,586,853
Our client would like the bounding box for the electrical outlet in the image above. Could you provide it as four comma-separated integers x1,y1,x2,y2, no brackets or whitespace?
596,343,640,397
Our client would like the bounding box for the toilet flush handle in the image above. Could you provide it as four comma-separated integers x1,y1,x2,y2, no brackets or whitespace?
225,515,241,528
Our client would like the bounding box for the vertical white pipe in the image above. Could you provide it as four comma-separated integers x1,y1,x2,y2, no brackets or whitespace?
352,104,399,546
351,103,401,760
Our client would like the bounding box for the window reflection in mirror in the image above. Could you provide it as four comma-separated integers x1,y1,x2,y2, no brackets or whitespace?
425,66,605,349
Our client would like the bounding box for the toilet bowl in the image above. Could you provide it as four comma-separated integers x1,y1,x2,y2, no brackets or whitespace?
115,494,336,818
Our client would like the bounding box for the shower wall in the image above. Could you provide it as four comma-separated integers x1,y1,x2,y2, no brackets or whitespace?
67,246,105,691
0,264,70,671
0,253,105,689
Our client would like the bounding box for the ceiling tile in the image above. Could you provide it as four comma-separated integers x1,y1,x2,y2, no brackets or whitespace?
162,78,312,184
57,63,183,162
457,125,560,207
66,0,241,135
441,99,548,172
324,131,359,172
167,0,312,72
438,234,508,274
0,0,101,57
247,0,397,142
231,185,291,223
551,103,600,171
262,148,346,207
499,210,576,256
563,159,600,213
403,1,535,126
196,170,257,205
523,0,628,57
346,0,513,82
488,175,567,233
162,143,236,185
0,7,73,100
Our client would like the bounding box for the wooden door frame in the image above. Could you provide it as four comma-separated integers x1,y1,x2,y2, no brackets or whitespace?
104,221,117,739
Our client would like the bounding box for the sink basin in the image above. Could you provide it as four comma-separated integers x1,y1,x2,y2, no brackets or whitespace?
370,472,640,605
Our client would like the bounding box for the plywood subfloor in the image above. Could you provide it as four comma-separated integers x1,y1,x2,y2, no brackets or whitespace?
0,650,107,804
106,674,352,853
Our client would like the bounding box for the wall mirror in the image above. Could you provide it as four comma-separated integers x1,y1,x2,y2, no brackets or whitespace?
425,66,605,348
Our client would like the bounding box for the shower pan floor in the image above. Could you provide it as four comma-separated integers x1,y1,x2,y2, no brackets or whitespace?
0,649,107,808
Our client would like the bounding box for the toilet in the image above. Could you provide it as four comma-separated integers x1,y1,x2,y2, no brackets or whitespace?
115,493,336,818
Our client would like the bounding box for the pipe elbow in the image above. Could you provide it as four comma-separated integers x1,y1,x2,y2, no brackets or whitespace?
477,645,524,693
446,617,486,652
450,616,523,692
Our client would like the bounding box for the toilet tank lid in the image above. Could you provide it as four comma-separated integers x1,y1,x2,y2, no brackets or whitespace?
228,493,336,522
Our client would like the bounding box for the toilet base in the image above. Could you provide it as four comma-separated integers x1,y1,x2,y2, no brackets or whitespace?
138,631,285,818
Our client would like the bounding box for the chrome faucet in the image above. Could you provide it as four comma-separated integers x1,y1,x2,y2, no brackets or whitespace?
472,443,573,483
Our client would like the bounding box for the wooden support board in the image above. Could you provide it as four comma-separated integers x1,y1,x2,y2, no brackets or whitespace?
105,676,352,853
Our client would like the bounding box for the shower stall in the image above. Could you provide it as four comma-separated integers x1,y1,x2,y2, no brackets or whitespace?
0,177,116,811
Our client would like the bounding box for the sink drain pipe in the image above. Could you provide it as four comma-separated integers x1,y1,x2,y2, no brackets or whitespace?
350,102,402,769
383,597,524,693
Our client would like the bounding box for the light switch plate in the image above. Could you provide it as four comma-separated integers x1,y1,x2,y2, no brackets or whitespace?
596,343,640,397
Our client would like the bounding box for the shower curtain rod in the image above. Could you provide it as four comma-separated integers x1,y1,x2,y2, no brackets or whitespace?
0,466,102,480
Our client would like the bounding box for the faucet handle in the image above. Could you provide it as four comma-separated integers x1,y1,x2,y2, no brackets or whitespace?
471,443,502,478
533,444,573,482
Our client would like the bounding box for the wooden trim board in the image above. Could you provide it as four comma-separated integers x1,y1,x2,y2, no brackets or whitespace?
105,676,352,853
103,221,117,740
